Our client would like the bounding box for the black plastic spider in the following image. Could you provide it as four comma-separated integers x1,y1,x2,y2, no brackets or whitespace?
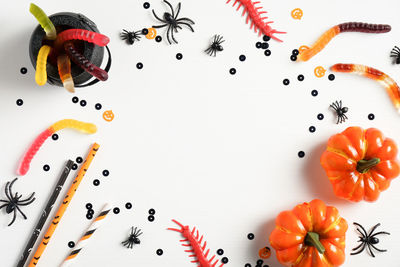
120,29,142,45
205,35,225,57
152,0,195,44
351,222,390,257
330,100,348,124
122,226,143,249
390,46,400,64
0,178,35,226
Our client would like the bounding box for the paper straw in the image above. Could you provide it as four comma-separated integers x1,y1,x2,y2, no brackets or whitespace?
60,203,112,267
28,143,100,267
16,160,74,267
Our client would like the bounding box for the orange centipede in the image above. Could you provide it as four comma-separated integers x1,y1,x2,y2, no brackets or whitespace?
298,22,391,61
331,63,400,112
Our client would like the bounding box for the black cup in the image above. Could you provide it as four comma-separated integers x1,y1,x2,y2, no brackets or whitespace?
29,12,104,87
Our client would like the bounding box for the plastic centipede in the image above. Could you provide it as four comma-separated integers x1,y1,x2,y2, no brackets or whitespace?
168,219,224,267
331,63,400,112
17,119,97,176
226,0,286,42
55,29,110,47
298,22,391,61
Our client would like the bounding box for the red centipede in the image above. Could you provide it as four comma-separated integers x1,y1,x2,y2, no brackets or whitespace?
168,219,224,267
226,0,286,42
55,29,110,47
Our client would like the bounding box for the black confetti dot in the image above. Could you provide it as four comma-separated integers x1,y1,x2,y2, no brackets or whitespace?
317,113,324,120
76,157,83,164
86,213,93,220
309,126,316,133
245,264,252,267
113,207,120,214
256,42,262,48
136,62,143,69
261,42,269,49
87,209,94,215
86,203,93,209
148,208,155,215
16,99,23,106
20,67,27,74
247,233,254,240
263,265,269,267
68,241,75,248
292,49,299,56
95,103,102,110
156,249,163,256
264,49,271,56
257,259,264,265
222,257,229,264
298,151,305,158
72,96,79,103
52,134,59,141
283,79,290,85
148,215,155,222
297,74,304,81
328,74,335,81
239,55,246,61
368,113,375,120
176,53,183,60
43,165,50,171
263,35,271,42
80,100,87,107
311,90,318,96
142,28,149,35
125,202,132,209
155,36,162,42
93,179,100,186
103,170,110,176
143,2,150,9
217,249,224,255
72,164,78,170
229,68,236,75
290,55,297,61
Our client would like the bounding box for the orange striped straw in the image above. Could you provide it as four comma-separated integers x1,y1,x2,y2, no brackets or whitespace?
27,143,100,267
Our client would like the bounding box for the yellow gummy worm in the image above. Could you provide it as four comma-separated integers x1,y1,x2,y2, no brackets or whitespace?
50,119,97,134
29,3,57,40
35,45,51,86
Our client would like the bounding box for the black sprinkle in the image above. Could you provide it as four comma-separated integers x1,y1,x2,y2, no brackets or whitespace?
264,49,271,56
43,165,50,171
52,134,59,141
113,207,120,214
217,249,224,255
292,49,299,56
245,264,252,267
298,151,305,158
257,259,264,265
256,42,262,48
317,113,324,120
283,79,290,85
261,42,269,49
263,265,269,267
72,96,79,103
80,100,87,107
239,55,246,61
156,249,163,256
297,74,304,81
125,202,132,209
155,36,162,42
136,62,143,69
142,28,149,35
87,209,94,215
309,126,316,133
143,2,150,9
86,203,93,209
68,241,75,248
229,68,236,75
311,90,318,96
103,170,110,176
247,233,254,240
328,74,335,81
263,35,271,42
86,213,93,220
148,208,156,215
76,157,83,164
20,67,27,74
72,164,78,170
148,215,155,222
93,179,100,186
16,99,23,106
95,103,102,110
368,113,375,120
176,53,183,60
222,257,229,264
290,55,297,61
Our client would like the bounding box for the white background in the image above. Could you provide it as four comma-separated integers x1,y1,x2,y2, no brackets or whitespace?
1,0,400,266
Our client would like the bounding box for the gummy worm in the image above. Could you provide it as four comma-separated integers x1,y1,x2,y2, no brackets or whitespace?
331,64,400,112
64,41,108,81
35,45,52,86
298,22,391,61
17,119,97,176
29,3,57,40
55,29,110,47
57,54,75,93
226,0,286,42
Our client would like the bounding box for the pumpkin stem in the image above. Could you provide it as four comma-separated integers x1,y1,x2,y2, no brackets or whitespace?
305,232,325,254
356,158,380,173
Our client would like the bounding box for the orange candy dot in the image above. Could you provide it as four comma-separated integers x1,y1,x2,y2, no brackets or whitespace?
314,66,326,78
146,28,157,39
291,8,303,20
103,110,114,122
259,246,271,259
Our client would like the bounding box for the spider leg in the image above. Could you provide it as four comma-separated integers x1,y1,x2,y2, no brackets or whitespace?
338,100,342,108
371,231,390,237
152,10,168,23
5,181,12,201
0,203,8,209
176,22,194,32
205,47,212,55
212,49,216,57
336,116,340,124
354,222,369,238
367,244,376,257
370,243,387,252
136,229,143,237
350,242,366,255
176,17,195,25
368,223,381,237
19,192,35,203
163,0,175,18
352,241,366,251
166,25,173,44
8,209,17,226
15,206,27,219
8,178,18,200
152,24,169,29
174,2,181,19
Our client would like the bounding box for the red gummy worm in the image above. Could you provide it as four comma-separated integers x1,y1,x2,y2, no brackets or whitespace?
337,22,391,33
64,41,108,81
56,29,109,47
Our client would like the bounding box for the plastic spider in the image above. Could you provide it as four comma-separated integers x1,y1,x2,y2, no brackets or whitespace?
330,100,348,124
0,178,35,226
122,226,143,249
120,29,142,45
390,46,400,64
152,0,195,44
351,222,390,257
205,35,225,57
